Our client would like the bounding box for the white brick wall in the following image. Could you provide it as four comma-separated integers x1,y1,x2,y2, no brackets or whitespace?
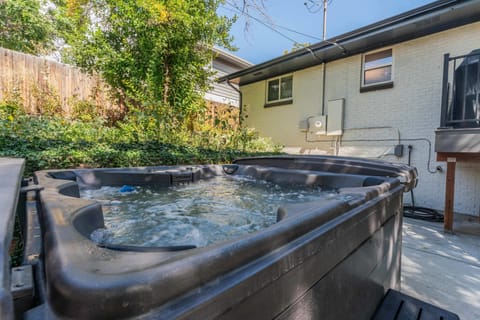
242,22,480,216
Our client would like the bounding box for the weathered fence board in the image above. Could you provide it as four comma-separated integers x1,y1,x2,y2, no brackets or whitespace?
0,47,116,115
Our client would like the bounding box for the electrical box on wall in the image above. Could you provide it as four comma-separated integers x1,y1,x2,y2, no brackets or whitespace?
308,115,327,135
327,99,344,136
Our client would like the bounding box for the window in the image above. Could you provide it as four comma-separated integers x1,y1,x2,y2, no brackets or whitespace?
266,75,293,106
361,49,393,90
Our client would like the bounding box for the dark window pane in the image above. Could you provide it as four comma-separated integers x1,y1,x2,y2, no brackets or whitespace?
280,76,293,99
364,66,392,85
268,79,280,101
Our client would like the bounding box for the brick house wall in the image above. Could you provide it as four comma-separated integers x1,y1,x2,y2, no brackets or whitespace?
241,22,480,216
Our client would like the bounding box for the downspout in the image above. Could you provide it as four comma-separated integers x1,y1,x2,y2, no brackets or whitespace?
322,62,327,115
226,79,243,126
319,41,346,115
304,47,327,115
322,0,327,115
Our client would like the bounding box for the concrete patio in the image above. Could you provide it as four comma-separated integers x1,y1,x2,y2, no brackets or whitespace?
401,216,480,320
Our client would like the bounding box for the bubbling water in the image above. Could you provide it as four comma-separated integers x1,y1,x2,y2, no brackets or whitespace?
81,175,337,248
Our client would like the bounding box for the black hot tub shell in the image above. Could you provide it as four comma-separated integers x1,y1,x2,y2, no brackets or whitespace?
22,156,416,319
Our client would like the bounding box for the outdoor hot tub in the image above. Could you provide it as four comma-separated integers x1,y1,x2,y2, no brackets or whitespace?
7,156,417,319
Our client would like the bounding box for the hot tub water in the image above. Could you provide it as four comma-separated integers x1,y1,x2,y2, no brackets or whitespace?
81,175,337,248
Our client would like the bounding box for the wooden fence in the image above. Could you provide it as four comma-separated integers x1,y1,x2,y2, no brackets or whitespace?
0,47,117,116
0,47,240,128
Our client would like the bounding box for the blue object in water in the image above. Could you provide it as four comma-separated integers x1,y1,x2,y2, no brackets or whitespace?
119,185,135,193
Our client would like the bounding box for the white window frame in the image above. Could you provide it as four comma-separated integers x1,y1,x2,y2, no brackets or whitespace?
266,74,293,104
361,48,394,89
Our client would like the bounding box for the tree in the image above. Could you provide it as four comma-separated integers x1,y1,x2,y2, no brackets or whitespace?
0,0,63,54
60,0,234,137
0,0,258,137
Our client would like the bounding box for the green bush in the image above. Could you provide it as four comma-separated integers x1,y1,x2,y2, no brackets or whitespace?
0,103,282,176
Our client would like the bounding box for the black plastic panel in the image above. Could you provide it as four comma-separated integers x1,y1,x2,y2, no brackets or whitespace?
372,289,460,320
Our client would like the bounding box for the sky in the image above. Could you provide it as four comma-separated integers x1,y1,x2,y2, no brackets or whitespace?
217,0,436,64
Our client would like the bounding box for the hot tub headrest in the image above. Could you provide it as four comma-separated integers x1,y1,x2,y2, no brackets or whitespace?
48,171,77,181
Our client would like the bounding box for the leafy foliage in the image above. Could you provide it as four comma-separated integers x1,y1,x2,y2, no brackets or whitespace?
61,0,235,135
0,0,65,54
0,0,283,177
0,101,281,176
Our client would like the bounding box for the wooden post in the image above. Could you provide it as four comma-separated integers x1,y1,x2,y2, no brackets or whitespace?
444,158,456,232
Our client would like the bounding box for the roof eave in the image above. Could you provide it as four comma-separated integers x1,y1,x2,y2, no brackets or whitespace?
212,47,253,69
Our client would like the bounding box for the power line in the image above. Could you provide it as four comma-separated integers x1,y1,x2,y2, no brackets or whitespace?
304,0,333,13
221,3,298,44
275,24,322,41
304,0,334,40
222,1,320,44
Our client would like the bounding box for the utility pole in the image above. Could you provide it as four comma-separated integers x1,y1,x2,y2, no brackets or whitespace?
322,0,327,40
304,0,330,41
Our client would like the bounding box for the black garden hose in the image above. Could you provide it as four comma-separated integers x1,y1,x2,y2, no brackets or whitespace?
403,145,444,222
403,190,444,222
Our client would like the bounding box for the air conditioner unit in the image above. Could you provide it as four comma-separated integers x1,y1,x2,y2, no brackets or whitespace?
308,115,327,135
